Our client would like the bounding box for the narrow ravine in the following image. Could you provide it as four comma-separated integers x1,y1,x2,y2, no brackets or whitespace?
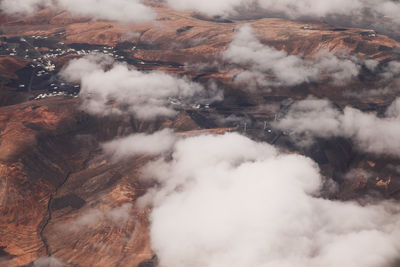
38,149,94,256
39,171,72,256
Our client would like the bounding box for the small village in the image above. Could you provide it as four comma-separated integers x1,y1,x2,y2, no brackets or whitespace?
0,33,296,145
0,35,144,100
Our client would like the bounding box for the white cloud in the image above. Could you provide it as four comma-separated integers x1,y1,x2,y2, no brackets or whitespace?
69,203,133,231
0,0,50,14
56,0,156,23
0,0,156,23
60,53,114,83
275,97,400,157
166,0,247,17
133,132,400,267
61,54,221,120
375,1,400,24
33,256,65,267
343,60,400,99
102,128,178,159
382,61,400,82
223,25,363,89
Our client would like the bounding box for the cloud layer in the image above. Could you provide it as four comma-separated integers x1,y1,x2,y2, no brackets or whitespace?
275,97,400,156
61,54,220,119
102,128,178,159
167,0,400,26
121,131,400,267
3,0,400,36
0,0,156,23
223,25,371,89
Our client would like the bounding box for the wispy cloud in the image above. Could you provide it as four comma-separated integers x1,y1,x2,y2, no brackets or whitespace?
0,0,156,23
61,54,221,119
275,97,400,156
223,25,372,90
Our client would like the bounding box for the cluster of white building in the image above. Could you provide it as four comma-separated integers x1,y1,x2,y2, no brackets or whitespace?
168,97,210,110
2,35,154,101
34,91,78,100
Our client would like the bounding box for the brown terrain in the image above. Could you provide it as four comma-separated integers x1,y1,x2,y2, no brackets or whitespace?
1,3,400,267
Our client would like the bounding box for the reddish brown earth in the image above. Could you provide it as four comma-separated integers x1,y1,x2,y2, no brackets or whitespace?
0,57,30,105
1,4,398,60
0,96,207,266
1,3,400,267
1,4,399,106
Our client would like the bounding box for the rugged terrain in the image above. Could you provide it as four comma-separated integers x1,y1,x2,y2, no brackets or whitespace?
1,3,400,267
